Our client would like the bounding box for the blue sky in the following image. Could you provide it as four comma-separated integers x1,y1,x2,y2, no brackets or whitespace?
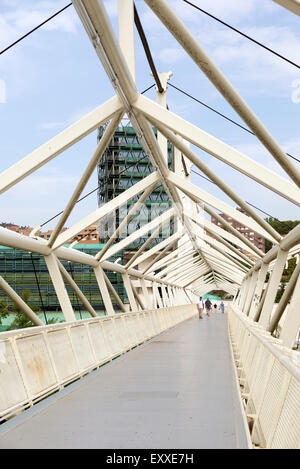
0,0,299,229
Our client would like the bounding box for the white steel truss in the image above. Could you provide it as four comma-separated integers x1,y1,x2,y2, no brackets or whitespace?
0,0,299,352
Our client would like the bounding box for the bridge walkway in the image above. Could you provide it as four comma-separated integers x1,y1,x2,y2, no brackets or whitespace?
0,313,250,449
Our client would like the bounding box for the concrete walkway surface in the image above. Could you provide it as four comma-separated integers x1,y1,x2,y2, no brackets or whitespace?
0,313,250,449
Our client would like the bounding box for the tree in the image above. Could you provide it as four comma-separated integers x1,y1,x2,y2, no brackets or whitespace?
6,289,39,330
0,300,10,328
265,218,299,303
5,289,59,331
265,218,299,253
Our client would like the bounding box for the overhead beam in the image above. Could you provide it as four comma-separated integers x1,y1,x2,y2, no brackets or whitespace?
48,112,123,248
0,95,123,194
167,171,279,243
273,0,300,16
52,172,160,249
144,0,300,188
72,0,214,279
134,94,300,207
153,122,282,243
97,208,175,262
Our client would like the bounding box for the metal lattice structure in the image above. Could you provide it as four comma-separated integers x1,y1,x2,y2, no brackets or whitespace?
0,0,300,448
97,123,173,250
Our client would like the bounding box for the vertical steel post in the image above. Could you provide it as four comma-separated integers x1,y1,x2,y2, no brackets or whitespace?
278,271,300,347
45,253,76,322
244,270,259,316
259,249,288,329
94,265,115,316
248,263,269,319
122,272,138,311
268,259,300,334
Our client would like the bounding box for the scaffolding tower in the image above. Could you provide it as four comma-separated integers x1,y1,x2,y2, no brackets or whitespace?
97,122,173,257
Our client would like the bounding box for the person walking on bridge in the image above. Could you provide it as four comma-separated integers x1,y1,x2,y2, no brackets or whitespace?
197,297,204,319
205,298,212,317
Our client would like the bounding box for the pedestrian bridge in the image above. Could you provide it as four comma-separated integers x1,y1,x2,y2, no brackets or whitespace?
0,303,299,449
0,0,300,450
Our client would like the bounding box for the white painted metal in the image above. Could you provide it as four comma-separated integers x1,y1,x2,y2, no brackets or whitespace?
259,249,289,328
229,304,300,449
53,171,160,249
167,171,279,243
44,253,76,322
0,0,299,443
0,96,123,194
96,182,157,261
273,0,300,16
94,266,115,316
278,271,300,347
134,94,300,207
58,261,98,318
48,112,123,248
117,0,136,82
122,272,138,312
144,0,300,188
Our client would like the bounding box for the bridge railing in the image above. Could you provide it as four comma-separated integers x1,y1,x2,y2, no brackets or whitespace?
0,304,197,422
228,304,300,449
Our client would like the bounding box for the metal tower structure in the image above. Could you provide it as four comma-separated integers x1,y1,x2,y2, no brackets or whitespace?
97,122,173,251
0,0,299,448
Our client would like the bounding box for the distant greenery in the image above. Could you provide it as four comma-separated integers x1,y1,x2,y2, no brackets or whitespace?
265,218,299,253
265,218,299,303
0,289,59,331
0,300,10,327
208,290,233,300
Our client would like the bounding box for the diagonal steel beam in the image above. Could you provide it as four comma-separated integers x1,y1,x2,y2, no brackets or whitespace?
0,95,123,194
48,111,123,248
134,94,300,207
144,0,300,188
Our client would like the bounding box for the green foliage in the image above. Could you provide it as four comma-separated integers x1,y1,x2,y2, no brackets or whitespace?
4,289,59,331
208,290,233,299
265,219,299,303
275,283,285,303
282,257,296,281
272,324,282,339
265,218,299,253
6,289,39,330
0,300,10,326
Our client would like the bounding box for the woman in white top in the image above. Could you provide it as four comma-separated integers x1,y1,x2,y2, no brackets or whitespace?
197,297,204,319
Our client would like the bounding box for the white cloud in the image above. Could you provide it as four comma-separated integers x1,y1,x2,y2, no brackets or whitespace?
0,1,78,49
158,47,185,64
283,136,300,157
39,121,66,130
11,167,78,197
232,139,300,180
38,105,100,135
0,14,17,48
189,24,300,98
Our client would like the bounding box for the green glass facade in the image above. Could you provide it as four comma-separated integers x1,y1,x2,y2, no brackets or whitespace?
0,244,124,311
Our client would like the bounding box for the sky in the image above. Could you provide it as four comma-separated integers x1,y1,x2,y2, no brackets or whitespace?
0,0,299,231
